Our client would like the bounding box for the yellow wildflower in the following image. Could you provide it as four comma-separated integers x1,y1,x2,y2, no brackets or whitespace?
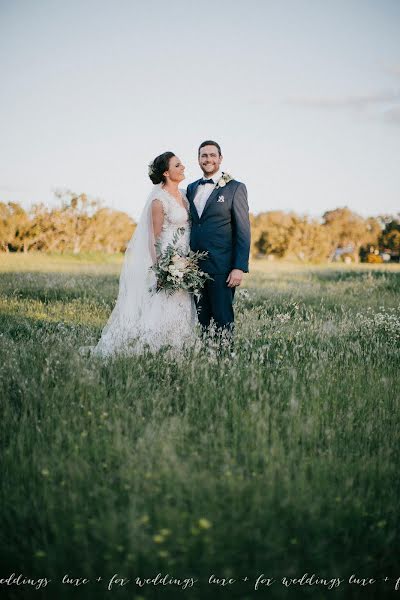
198,518,212,530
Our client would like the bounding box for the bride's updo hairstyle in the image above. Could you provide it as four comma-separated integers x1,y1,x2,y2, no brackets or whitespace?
148,151,175,184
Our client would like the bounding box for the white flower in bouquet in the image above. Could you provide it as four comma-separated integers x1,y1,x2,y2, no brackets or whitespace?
171,255,188,270
149,227,213,299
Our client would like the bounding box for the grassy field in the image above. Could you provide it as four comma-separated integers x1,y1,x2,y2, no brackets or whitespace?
0,253,399,600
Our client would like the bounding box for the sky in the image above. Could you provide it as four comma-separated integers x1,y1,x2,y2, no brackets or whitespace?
1,0,399,221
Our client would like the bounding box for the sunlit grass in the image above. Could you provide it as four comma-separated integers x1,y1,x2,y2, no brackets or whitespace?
0,254,399,599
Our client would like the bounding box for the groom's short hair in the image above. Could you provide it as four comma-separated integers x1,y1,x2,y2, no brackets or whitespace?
198,140,222,156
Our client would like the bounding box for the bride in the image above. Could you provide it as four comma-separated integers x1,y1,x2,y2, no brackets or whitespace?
92,151,197,357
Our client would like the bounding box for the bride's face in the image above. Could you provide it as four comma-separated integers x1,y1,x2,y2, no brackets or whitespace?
164,156,185,183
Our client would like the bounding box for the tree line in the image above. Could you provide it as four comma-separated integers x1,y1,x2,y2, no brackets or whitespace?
0,191,135,254
251,208,400,262
1,191,399,262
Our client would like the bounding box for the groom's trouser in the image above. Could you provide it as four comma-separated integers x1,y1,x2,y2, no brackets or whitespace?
195,273,235,331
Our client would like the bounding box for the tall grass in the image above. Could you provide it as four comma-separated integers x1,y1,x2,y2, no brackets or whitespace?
0,255,399,599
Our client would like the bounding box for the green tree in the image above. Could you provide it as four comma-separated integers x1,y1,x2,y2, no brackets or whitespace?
0,202,30,252
322,207,370,262
286,216,331,262
252,211,296,258
379,217,400,258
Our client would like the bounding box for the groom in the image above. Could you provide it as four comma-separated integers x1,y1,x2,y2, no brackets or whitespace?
186,140,250,335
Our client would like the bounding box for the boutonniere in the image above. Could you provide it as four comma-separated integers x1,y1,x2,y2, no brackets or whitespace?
216,172,233,188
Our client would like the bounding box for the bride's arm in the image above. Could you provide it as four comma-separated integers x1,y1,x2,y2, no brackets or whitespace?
151,199,164,261
152,199,164,238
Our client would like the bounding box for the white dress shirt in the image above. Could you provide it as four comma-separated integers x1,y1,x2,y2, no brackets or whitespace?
193,169,222,218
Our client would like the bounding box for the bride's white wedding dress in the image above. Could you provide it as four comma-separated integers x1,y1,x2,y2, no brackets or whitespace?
92,184,197,357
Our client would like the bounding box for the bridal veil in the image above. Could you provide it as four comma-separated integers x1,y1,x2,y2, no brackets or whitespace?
92,185,161,357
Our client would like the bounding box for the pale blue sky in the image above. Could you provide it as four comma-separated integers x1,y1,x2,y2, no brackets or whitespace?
1,0,399,220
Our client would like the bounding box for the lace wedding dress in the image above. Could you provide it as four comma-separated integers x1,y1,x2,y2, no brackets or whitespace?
92,184,197,357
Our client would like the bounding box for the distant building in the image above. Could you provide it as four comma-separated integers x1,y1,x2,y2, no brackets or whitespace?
332,245,356,262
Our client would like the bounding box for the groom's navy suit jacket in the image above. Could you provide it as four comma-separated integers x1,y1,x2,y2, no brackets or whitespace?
186,177,251,275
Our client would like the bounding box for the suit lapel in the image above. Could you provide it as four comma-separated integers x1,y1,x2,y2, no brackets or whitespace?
200,185,221,219
188,180,201,221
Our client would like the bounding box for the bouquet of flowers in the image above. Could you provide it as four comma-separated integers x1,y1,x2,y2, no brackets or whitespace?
150,227,213,300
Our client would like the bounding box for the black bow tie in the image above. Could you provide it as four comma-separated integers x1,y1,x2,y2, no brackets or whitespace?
199,178,214,185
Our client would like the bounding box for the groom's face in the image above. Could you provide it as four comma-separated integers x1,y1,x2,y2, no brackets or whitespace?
198,145,223,177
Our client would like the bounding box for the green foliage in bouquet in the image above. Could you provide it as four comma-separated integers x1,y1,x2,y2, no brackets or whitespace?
149,227,213,300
